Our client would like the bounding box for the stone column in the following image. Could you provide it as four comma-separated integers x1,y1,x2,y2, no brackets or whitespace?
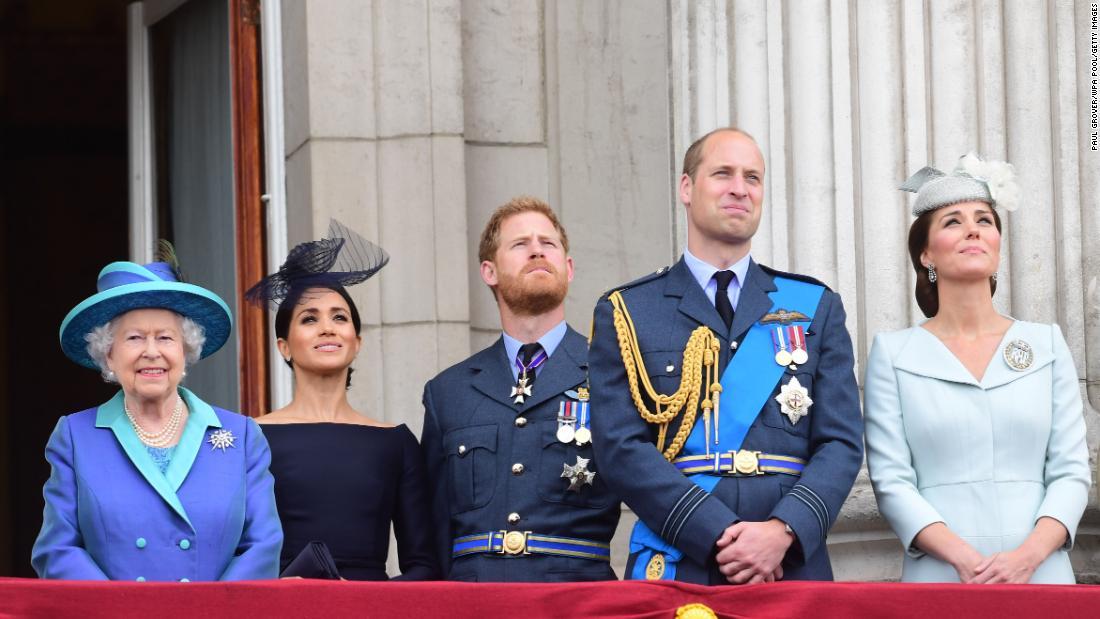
461,0,548,351
280,0,469,433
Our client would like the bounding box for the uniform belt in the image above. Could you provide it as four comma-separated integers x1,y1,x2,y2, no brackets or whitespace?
672,450,806,476
452,531,611,562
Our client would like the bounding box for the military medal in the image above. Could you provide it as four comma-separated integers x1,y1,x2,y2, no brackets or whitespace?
556,425,575,443
510,377,532,405
574,387,592,446
561,456,596,492
771,327,793,366
511,346,548,405
557,401,577,443
789,325,809,365
574,427,591,445
1003,339,1033,371
775,376,812,425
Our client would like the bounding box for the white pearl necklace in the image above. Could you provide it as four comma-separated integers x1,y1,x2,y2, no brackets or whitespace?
125,394,184,448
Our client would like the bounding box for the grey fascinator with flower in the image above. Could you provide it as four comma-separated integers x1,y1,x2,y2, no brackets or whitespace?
899,152,1020,216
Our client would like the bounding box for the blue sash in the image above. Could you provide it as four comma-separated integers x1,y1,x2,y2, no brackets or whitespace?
628,276,824,580
683,277,824,457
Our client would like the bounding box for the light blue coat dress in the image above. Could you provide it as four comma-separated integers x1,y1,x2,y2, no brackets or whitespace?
32,388,283,581
864,321,1091,583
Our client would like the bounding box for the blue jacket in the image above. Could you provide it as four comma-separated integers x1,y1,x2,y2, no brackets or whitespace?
865,322,1090,583
32,388,283,581
421,326,620,582
588,258,863,583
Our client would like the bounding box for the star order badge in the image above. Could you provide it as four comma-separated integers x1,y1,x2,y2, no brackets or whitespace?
561,456,596,492
775,376,812,425
207,429,236,452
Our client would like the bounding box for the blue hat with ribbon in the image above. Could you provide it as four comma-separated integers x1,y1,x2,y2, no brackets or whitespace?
59,261,233,369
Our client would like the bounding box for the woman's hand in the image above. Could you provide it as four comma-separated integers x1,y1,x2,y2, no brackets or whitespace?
969,517,1068,584
945,543,986,583
969,549,1039,584
913,522,985,582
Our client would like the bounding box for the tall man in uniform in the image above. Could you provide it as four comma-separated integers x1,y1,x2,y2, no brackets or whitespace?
422,197,620,582
588,128,863,584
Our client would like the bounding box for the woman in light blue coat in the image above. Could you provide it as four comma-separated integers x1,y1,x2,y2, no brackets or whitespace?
32,251,282,581
864,154,1091,584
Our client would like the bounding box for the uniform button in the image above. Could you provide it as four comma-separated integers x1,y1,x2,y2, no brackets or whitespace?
730,341,738,350
665,363,675,372
507,512,521,525
511,463,525,475
136,576,146,582
179,539,191,550
458,445,467,455
514,417,527,427
179,578,190,583
135,537,147,549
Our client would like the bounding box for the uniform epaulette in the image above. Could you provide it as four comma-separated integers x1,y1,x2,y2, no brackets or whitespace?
598,265,673,301
758,264,833,292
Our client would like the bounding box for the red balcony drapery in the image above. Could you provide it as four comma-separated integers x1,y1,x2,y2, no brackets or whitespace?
1,577,1096,618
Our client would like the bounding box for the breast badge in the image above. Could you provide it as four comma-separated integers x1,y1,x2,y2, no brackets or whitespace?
775,376,812,425
561,456,596,492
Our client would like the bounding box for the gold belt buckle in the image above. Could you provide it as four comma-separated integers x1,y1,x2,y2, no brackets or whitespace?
732,450,762,475
499,530,531,555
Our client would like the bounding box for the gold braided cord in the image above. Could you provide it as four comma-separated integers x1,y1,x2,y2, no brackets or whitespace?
608,290,721,461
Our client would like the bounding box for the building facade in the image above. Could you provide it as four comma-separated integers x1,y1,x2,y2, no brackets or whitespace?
117,0,1100,581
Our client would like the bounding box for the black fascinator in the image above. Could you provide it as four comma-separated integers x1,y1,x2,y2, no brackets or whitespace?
246,219,389,306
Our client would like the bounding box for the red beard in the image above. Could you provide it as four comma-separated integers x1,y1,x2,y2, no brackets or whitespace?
495,260,568,316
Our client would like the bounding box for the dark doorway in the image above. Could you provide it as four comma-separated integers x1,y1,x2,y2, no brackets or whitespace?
0,0,131,576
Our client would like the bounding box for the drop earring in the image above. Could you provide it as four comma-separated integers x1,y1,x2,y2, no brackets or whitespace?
927,263,937,284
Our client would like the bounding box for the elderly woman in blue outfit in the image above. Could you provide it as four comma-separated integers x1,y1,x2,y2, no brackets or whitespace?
864,155,1091,584
32,253,283,581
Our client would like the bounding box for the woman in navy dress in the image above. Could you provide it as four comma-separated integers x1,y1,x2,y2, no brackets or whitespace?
248,220,437,580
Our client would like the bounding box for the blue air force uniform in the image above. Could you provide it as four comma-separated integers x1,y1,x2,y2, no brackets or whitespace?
421,322,620,582
588,256,863,584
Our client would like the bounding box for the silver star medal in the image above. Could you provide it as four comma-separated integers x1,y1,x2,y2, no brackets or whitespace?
775,376,813,425
510,376,533,405
561,456,596,492
207,429,236,452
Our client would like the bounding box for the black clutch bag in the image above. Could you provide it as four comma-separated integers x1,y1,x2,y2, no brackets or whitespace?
280,541,342,580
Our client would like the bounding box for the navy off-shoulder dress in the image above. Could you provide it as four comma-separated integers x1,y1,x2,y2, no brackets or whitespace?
261,423,438,580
